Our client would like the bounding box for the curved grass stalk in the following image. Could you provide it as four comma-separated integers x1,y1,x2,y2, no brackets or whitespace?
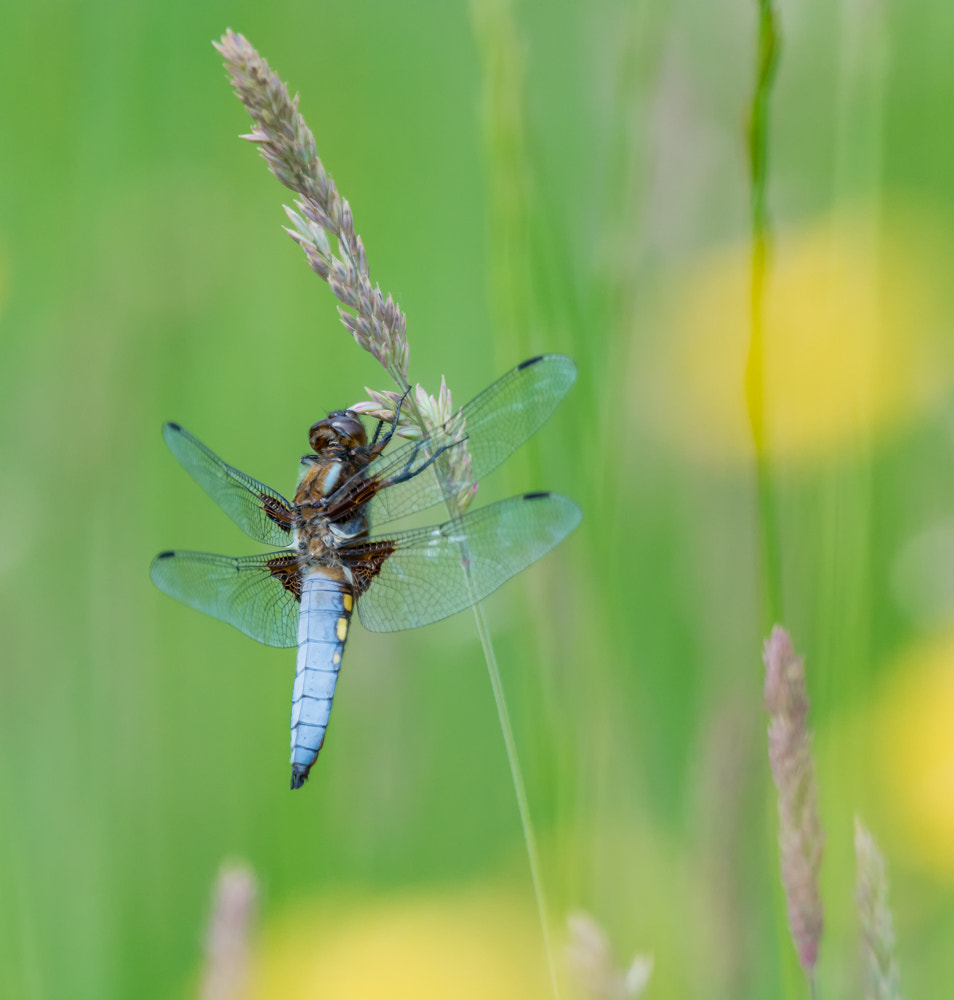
467,3,562,996
470,598,560,998
407,392,562,1000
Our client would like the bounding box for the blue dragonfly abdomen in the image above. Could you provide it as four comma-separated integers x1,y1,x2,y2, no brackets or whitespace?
290,571,354,789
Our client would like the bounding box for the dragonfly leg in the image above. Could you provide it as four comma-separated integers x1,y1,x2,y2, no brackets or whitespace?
369,385,413,454
386,434,468,488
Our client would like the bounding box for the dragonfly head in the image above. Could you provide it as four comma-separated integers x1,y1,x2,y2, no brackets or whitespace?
309,410,367,455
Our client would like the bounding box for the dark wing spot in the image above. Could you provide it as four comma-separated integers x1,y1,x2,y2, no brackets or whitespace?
156,550,176,560
259,492,294,531
524,491,550,500
344,540,396,596
165,421,182,432
518,355,544,370
268,554,303,601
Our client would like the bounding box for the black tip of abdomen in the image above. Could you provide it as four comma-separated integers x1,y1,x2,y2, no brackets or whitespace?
290,765,310,790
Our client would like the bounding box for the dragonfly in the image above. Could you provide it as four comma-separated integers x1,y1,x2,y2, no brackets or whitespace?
151,354,580,789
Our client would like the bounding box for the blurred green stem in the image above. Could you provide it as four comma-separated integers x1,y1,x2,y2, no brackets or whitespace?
748,4,810,998
470,0,533,371
469,2,560,997
746,0,782,628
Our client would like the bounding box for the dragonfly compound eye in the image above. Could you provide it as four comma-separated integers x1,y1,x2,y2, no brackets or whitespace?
308,420,338,454
310,412,367,453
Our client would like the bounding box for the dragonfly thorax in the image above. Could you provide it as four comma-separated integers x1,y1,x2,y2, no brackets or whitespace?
294,417,375,574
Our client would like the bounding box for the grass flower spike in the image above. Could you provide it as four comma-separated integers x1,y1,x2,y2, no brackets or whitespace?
566,912,652,1000
214,29,475,455
214,29,409,384
350,377,477,513
763,625,824,977
855,817,903,1000
199,862,258,1000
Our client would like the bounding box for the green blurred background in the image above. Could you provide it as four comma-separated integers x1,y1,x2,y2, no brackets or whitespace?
4,1,954,997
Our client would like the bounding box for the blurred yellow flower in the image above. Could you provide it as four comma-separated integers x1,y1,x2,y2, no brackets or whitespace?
650,208,951,463
874,634,954,878
246,888,550,1000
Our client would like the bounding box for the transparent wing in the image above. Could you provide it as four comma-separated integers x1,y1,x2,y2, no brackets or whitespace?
351,492,581,632
163,422,294,547
333,355,577,527
150,549,300,647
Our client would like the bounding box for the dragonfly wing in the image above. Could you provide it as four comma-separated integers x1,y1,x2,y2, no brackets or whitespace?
150,550,300,647
163,423,294,547
350,491,581,633
331,355,577,527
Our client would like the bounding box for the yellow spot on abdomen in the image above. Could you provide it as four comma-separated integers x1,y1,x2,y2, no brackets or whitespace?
342,593,354,612
336,617,348,641
333,652,341,665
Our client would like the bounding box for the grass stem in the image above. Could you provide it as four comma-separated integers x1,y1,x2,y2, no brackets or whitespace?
748,5,813,998
746,0,783,629
471,599,561,997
